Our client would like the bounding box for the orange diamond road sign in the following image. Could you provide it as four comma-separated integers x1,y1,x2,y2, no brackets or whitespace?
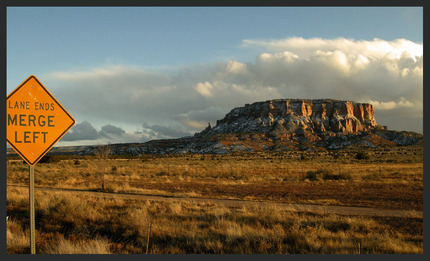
7,75,75,165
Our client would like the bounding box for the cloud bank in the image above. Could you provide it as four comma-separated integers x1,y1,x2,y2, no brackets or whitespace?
51,37,422,145
61,121,145,146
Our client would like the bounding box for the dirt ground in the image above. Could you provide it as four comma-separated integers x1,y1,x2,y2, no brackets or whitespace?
128,179,422,211
10,185,422,218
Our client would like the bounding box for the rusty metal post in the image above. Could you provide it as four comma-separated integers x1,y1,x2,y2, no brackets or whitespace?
29,165,36,254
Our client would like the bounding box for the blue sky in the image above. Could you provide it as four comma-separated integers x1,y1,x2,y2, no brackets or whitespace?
7,7,423,145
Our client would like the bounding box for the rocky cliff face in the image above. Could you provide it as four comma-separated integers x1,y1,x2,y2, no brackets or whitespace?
196,99,382,139
183,98,420,153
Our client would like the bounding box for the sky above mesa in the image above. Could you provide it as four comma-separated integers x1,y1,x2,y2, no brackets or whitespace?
7,7,423,146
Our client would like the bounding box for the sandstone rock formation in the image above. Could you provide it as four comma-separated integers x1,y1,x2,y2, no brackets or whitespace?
196,99,382,139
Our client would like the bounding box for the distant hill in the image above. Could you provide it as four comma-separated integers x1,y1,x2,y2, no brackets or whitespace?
7,99,423,157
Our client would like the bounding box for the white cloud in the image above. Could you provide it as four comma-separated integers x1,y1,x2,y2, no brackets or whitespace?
195,81,214,97
363,97,414,110
182,119,208,130
176,106,226,130
242,37,423,61
226,60,247,74
51,65,129,81
48,37,423,145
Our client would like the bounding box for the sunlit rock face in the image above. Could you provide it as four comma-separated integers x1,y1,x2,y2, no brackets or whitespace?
196,99,379,139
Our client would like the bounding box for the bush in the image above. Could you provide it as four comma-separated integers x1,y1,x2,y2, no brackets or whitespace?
305,168,330,181
305,168,352,181
94,144,111,160
355,151,370,160
38,155,61,164
305,171,318,181
323,172,352,181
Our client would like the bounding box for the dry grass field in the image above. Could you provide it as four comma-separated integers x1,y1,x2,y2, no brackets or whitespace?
6,146,423,254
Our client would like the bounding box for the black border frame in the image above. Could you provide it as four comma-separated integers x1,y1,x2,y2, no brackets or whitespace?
1,1,426,260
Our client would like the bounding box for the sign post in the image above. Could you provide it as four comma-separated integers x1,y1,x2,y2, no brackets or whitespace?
29,165,35,254
7,75,75,254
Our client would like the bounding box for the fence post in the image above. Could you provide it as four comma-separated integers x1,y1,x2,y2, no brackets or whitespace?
146,221,152,254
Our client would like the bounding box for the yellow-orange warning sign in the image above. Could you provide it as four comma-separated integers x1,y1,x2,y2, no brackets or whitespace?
7,75,75,165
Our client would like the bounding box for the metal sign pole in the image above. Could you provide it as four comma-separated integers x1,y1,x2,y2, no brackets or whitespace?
7,75,74,254
7,75,75,254
29,165,36,254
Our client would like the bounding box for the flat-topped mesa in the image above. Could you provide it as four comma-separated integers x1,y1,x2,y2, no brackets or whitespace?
199,99,380,138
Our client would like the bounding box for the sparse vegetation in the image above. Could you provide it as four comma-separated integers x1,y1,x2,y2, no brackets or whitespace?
6,146,423,254
6,187,423,254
